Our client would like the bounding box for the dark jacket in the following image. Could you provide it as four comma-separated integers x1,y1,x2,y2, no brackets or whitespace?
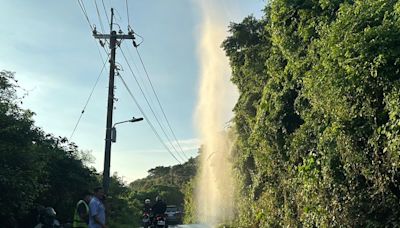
151,200,166,215
144,204,152,214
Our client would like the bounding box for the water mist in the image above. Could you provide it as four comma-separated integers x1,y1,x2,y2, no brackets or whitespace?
195,0,237,226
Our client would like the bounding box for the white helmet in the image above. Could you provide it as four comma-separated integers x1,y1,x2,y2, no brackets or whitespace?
145,199,151,204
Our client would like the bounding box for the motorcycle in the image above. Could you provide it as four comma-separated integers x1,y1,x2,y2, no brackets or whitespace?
152,214,167,228
142,211,151,228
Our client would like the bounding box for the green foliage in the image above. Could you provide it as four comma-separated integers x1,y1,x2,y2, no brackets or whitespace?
107,174,140,227
0,71,99,226
223,0,400,226
128,157,197,224
0,70,197,227
182,179,196,224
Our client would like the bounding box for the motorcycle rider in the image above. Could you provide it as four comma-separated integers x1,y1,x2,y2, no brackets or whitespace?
144,199,152,214
151,196,167,226
142,199,152,228
152,196,167,215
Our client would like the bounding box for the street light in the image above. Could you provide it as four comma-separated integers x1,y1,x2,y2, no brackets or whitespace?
111,116,144,143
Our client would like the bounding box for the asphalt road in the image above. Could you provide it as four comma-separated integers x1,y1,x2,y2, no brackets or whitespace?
169,225,209,228
140,224,210,228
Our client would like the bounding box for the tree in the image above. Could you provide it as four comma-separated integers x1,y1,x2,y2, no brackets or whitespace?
0,70,99,226
0,71,47,224
128,157,198,224
223,0,400,226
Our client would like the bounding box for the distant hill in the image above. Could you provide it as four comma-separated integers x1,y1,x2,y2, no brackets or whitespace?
128,156,198,207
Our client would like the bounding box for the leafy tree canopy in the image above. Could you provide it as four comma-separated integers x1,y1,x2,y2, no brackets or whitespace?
222,0,400,226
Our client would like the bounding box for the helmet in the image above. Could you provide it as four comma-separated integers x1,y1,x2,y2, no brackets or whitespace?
44,207,56,217
41,207,57,226
145,199,151,204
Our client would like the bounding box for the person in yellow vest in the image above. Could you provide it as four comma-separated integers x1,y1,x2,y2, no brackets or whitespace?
73,191,92,228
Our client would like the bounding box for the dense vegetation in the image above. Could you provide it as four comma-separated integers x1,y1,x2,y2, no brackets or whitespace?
129,158,197,217
129,157,197,206
222,0,400,226
0,70,196,227
107,157,197,227
5,1,400,227
0,70,98,227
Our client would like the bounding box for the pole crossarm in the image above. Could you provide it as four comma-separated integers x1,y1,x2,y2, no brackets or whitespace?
93,34,136,40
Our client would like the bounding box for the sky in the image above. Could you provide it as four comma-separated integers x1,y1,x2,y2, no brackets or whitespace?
0,0,265,183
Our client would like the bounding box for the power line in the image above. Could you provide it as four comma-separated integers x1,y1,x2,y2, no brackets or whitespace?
125,0,130,26
69,54,110,141
121,43,157,126
77,0,108,56
74,0,111,142
77,0,93,30
123,42,189,160
119,47,186,162
101,0,110,28
117,73,182,164
134,47,190,160
93,0,105,33
77,0,111,60
75,1,186,163
112,8,123,22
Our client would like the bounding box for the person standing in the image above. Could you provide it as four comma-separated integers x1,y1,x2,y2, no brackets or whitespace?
73,191,92,228
88,187,107,228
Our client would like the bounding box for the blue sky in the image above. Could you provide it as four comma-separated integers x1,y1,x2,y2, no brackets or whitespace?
0,0,265,182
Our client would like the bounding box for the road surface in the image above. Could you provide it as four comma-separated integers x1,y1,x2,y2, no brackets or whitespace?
140,225,209,228
169,225,209,228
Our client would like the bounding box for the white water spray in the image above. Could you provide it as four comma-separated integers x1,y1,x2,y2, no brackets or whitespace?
195,0,238,226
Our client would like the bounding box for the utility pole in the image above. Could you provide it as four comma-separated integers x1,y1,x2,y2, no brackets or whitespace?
93,8,136,194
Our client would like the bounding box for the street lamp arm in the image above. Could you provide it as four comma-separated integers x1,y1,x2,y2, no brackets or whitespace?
113,119,131,127
113,117,144,127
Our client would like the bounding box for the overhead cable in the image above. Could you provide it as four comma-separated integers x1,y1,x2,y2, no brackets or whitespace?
101,0,110,27
69,54,110,141
93,0,105,33
135,47,190,160
125,0,130,26
76,1,185,162
125,43,146,83
77,0,94,30
77,0,109,58
119,47,186,162
121,43,157,124
74,0,111,142
117,73,182,164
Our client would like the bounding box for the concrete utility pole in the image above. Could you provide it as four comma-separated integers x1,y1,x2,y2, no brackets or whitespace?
93,8,136,194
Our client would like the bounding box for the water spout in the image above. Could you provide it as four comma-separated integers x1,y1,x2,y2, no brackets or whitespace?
195,0,237,226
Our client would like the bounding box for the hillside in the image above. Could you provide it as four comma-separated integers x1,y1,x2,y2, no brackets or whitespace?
128,157,197,207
